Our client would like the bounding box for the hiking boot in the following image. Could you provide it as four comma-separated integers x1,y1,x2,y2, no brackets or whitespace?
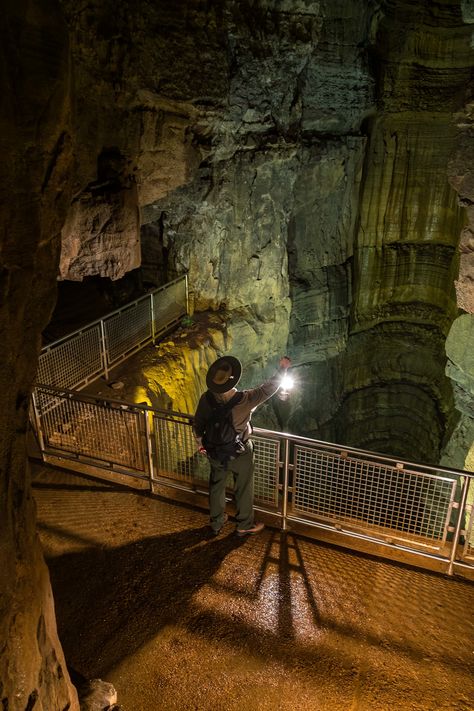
236,521,264,537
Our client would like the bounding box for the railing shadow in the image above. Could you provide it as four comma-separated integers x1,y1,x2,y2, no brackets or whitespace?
45,522,474,687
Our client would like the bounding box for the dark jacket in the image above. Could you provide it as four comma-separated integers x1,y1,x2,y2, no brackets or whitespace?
193,369,283,445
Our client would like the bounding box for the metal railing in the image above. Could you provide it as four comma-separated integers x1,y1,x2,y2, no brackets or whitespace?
37,276,188,389
30,384,474,578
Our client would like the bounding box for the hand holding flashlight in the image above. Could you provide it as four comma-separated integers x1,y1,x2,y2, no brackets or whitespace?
279,356,294,400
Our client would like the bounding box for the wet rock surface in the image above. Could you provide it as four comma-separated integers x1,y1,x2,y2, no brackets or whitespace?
34,465,474,711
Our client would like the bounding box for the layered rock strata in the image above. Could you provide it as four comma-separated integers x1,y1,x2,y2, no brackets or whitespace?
141,0,471,464
336,0,471,462
444,91,474,474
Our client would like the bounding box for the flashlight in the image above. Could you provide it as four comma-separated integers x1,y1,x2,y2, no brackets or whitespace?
279,372,294,401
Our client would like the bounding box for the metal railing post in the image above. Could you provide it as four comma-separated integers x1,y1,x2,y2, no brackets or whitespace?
184,273,189,315
144,409,155,492
281,437,290,531
99,319,109,381
447,475,471,576
31,390,46,460
150,292,156,343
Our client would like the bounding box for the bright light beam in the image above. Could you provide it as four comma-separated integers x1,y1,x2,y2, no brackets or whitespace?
280,373,294,392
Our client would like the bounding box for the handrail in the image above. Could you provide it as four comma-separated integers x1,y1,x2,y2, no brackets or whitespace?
41,275,187,353
36,275,188,392
33,383,472,482
30,271,474,577
30,383,474,576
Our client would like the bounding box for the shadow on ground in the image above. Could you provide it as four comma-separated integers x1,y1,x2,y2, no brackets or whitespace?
45,525,248,675
34,466,474,711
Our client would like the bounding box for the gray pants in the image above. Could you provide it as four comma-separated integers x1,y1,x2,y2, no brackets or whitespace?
209,441,255,532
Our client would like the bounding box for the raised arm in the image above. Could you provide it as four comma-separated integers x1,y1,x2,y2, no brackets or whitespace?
242,356,291,410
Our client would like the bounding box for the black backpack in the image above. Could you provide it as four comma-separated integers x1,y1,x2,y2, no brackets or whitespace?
202,391,246,465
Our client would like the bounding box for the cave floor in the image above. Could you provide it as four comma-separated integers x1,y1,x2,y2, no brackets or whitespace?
32,464,474,711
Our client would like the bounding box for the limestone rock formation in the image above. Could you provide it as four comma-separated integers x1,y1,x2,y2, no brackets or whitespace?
50,0,473,465
79,678,118,711
135,0,379,429
136,0,471,464
59,150,141,281
56,0,214,281
442,313,474,545
448,96,474,314
334,0,471,462
0,1,79,709
444,95,474,472
446,315,474,407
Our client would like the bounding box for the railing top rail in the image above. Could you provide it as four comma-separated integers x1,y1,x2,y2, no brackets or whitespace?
40,275,187,353
253,428,470,480
33,383,474,481
34,382,194,421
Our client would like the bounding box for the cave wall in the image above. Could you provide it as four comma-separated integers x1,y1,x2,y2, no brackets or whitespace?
143,0,471,463
139,0,378,394
443,78,474,471
0,1,79,709
53,0,473,463
336,0,471,462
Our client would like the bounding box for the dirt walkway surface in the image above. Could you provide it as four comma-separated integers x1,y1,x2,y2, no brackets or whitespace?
32,465,474,711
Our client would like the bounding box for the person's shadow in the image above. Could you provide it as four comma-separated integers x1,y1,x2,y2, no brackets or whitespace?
46,525,245,678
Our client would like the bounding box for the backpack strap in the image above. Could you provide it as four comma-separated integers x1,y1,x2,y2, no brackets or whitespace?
205,390,243,413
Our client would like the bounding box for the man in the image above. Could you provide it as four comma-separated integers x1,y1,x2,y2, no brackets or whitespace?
193,355,292,536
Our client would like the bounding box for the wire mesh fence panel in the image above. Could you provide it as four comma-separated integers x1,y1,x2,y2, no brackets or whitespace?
152,278,187,336
38,325,103,389
34,388,67,421
292,446,456,546
30,382,474,573
104,298,152,365
153,415,208,484
253,436,280,507
151,416,279,497
39,394,146,472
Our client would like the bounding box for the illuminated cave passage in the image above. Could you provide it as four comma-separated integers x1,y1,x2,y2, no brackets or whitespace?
1,0,474,709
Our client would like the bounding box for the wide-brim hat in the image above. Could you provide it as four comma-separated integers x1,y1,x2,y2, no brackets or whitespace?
206,356,242,394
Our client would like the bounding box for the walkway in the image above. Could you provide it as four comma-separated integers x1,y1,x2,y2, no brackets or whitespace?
32,464,474,711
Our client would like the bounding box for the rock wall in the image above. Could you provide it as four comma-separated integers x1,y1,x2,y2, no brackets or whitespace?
443,86,474,473
338,0,471,462
57,0,213,281
137,0,378,402
443,315,474,469
137,0,471,463
53,0,473,464
0,2,79,709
